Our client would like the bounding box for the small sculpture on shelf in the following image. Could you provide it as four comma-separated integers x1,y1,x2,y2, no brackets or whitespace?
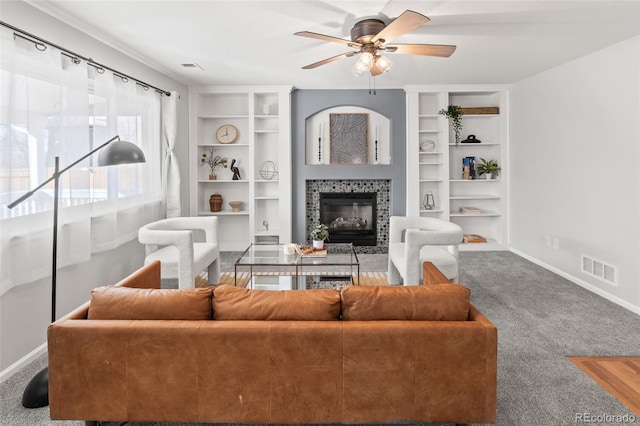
262,220,269,231
230,158,241,180
422,191,436,210
259,160,278,180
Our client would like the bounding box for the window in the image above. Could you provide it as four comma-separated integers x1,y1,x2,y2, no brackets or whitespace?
0,26,164,291
0,31,162,219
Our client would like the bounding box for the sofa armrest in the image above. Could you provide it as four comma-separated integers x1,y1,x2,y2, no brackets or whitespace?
422,261,449,285
469,302,498,422
55,262,162,321
114,260,161,289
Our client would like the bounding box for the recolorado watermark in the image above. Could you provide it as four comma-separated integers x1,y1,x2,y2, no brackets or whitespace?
575,412,637,423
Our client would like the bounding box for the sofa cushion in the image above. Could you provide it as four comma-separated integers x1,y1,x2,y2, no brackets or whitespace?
341,284,470,321
213,285,341,320
88,286,213,320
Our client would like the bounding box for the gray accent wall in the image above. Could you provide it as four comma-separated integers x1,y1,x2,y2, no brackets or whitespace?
291,89,406,243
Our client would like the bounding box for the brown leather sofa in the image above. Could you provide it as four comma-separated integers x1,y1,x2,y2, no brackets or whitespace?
49,261,497,425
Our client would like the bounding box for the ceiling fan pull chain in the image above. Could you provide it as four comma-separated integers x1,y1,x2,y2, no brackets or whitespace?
368,75,376,96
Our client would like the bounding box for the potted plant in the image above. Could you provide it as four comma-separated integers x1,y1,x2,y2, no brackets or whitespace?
200,148,228,180
438,105,464,146
476,158,501,179
310,223,329,249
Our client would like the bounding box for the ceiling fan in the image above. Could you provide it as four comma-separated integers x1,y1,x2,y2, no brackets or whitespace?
294,10,456,77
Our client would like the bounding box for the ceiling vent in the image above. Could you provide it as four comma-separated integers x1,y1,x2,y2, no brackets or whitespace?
581,255,617,286
181,63,204,71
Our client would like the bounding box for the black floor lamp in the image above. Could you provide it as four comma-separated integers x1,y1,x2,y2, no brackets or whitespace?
7,135,146,408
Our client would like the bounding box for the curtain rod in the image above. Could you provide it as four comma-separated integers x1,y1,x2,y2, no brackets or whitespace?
0,20,171,96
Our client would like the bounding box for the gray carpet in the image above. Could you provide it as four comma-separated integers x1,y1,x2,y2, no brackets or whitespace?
2,251,639,426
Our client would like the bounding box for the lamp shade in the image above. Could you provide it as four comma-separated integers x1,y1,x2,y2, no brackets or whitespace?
97,139,146,166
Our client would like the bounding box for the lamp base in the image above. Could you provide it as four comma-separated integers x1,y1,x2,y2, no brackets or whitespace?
22,367,49,408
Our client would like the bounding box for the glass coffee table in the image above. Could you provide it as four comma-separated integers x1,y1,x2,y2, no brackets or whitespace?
234,243,360,290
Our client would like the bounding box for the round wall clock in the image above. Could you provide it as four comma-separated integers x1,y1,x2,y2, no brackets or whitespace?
216,124,238,144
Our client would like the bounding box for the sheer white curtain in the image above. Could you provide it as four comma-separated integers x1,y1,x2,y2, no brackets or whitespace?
162,91,181,218
0,27,163,295
89,67,163,252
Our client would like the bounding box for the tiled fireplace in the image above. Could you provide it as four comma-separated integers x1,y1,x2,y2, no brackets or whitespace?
306,179,390,252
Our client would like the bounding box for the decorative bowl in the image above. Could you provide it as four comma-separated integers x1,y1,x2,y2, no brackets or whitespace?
420,139,436,152
228,201,243,212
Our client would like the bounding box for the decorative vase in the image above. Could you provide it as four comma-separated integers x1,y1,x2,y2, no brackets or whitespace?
209,173,217,180
209,193,222,212
312,240,324,249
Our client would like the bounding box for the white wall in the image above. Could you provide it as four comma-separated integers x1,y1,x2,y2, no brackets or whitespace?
0,1,190,373
510,36,640,313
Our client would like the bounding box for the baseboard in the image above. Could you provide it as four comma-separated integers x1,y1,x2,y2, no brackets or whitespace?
0,342,47,384
510,248,640,316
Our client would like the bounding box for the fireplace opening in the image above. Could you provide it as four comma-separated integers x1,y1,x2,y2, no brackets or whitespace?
319,192,377,246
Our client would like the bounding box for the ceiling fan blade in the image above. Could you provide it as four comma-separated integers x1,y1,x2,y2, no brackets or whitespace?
385,44,457,57
302,51,356,69
294,31,361,48
372,10,430,44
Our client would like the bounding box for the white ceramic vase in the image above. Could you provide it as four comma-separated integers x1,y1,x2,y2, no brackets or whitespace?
312,240,324,249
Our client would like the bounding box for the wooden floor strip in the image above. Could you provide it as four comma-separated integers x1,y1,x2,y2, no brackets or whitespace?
568,356,640,416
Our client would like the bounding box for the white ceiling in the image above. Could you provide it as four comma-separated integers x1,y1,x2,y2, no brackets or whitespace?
29,0,640,89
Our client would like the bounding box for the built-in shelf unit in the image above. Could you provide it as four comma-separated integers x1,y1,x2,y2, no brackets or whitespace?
406,86,509,251
189,86,292,251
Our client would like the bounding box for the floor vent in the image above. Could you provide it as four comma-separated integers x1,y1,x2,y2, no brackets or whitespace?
581,255,617,286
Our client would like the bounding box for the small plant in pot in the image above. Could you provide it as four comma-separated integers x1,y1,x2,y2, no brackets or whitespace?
310,224,329,249
476,158,501,179
438,105,464,146
200,148,227,180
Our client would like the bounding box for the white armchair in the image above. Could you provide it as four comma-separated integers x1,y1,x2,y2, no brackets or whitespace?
138,217,220,289
387,216,463,285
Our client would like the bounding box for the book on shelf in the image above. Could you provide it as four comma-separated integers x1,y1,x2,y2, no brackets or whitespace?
462,156,476,179
459,206,483,214
463,234,487,243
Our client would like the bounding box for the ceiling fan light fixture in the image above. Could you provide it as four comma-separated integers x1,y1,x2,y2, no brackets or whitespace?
359,51,374,66
374,55,393,74
351,60,370,77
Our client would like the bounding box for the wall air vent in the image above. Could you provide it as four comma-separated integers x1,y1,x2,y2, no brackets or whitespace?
581,255,617,286
181,63,204,71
